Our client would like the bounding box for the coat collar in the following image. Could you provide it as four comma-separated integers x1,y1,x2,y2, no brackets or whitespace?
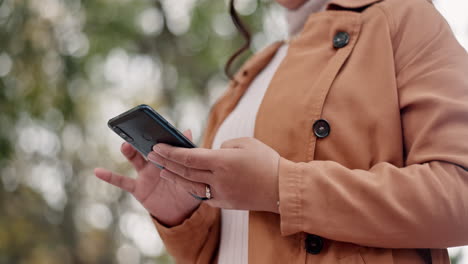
326,0,382,10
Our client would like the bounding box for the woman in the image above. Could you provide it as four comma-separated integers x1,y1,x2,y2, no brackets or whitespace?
95,0,468,263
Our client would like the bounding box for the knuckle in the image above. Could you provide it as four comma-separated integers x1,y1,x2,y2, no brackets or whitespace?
110,173,117,183
163,170,177,184
171,174,178,185
221,138,246,149
164,149,171,160
244,137,255,143
184,152,194,167
159,157,167,167
117,175,123,187
214,158,229,171
183,166,191,179
220,139,235,149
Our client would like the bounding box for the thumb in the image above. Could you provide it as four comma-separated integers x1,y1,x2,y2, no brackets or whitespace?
183,129,193,141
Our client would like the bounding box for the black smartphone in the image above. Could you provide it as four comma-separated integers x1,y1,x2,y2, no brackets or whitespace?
108,104,196,160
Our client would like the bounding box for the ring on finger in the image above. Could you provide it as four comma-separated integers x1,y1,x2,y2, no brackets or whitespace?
190,185,213,201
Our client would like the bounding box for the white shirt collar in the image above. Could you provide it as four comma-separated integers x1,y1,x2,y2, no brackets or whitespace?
287,0,332,37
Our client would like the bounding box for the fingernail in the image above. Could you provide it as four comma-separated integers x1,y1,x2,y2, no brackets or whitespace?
160,170,175,184
94,168,110,181
147,152,158,162
153,144,162,153
121,143,134,155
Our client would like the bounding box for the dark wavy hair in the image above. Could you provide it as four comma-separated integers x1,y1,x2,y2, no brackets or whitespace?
225,0,252,79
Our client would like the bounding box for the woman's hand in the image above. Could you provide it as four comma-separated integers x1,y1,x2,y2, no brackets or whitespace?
94,130,204,227
147,137,281,213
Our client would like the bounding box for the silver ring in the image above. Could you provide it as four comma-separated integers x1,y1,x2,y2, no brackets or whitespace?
205,185,212,200
190,185,212,201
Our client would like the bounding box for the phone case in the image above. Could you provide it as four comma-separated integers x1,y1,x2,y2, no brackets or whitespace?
107,104,196,158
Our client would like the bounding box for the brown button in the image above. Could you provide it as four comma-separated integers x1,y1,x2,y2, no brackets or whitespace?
313,119,330,138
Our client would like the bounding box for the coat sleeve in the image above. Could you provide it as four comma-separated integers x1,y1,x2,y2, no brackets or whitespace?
152,203,220,263
278,0,468,248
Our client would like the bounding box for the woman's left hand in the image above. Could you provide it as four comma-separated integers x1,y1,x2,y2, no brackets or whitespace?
147,137,281,213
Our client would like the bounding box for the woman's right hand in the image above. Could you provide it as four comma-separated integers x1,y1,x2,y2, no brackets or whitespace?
94,130,202,227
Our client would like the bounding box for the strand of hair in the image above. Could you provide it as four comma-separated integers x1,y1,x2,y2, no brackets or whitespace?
224,0,252,80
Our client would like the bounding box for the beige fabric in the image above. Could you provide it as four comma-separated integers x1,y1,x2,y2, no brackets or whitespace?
153,0,468,263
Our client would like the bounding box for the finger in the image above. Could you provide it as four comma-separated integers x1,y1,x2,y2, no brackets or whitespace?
160,169,208,200
183,129,193,141
153,144,217,170
94,168,136,193
147,152,212,183
121,142,147,171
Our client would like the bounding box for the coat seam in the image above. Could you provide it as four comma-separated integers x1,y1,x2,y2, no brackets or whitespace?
375,4,395,41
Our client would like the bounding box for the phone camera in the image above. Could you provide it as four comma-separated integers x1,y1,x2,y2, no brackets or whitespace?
114,127,134,142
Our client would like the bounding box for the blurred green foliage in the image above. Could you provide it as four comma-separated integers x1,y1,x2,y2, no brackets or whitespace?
0,0,281,263
452,250,464,264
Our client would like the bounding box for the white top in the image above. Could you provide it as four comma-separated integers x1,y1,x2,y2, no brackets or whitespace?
211,1,331,263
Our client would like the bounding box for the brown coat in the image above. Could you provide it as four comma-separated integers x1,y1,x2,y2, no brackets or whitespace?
153,0,468,263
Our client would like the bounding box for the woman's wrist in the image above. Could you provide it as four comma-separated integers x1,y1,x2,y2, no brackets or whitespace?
150,196,202,227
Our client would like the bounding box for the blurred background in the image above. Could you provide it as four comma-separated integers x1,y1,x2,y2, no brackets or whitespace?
0,0,466,263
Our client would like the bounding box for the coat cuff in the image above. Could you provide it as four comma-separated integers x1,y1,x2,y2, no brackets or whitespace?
278,157,303,236
152,202,214,242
